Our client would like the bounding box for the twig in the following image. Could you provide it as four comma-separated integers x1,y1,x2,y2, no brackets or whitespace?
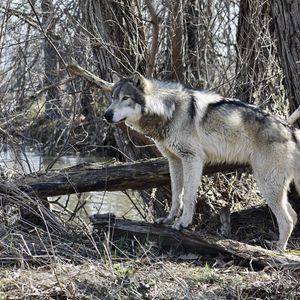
287,106,300,125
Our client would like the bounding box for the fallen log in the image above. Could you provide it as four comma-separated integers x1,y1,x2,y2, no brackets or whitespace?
16,158,248,197
91,214,300,268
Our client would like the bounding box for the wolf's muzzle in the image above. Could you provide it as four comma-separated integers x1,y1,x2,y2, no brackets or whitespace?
104,110,114,123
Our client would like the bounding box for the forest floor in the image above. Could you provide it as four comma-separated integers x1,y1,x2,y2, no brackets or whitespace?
0,213,299,299
0,174,300,299
0,254,299,299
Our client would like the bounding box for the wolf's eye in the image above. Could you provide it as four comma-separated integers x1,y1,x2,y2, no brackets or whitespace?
122,96,130,101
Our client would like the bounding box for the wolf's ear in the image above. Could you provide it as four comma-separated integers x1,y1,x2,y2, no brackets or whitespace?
112,73,121,83
129,73,146,91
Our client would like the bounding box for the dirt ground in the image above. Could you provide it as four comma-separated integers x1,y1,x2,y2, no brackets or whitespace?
0,218,299,300
0,254,299,299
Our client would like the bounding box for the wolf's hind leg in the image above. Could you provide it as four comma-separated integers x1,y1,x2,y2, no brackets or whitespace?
289,174,300,226
294,174,300,198
256,173,294,252
287,201,297,227
156,157,183,225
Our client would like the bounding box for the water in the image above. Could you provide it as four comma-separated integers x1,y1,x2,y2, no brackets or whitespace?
0,147,144,223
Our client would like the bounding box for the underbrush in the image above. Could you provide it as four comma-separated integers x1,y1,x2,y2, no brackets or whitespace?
1,257,299,299
0,173,299,299
0,215,299,299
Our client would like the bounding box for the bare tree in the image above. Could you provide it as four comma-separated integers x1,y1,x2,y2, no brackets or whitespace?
170,0,184,82
41,0,61,119
272,0,300,122
235,0,289,117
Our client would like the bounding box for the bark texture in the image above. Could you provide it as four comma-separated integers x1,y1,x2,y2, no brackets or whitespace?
42,0,61,119
272,0,300,117
16,158,247,197
91,215,300,268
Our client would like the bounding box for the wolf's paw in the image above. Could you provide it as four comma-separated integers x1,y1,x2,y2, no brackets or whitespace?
172,217,192,230
155,216,175,225
265,240,286,253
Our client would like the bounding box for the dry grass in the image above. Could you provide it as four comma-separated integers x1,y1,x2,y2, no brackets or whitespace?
0,249,299,299
0,214,299,299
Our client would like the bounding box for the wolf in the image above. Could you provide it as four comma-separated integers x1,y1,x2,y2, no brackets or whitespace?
104,74,300,251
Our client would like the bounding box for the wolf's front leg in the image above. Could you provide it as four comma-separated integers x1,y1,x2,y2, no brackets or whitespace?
156,157,183,224
172,158,203,230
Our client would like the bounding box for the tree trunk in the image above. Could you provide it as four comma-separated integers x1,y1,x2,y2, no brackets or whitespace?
236,0,270,102
272,0,300,123
41,0,60,119
170,0,184,82
184,0,216,87
235,0,285,113
82,0,115,82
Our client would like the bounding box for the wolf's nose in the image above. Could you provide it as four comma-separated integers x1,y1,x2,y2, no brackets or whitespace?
104,110,114,123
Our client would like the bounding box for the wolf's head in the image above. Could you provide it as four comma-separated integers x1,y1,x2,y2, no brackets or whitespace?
104,74,176,125
104,74,147,124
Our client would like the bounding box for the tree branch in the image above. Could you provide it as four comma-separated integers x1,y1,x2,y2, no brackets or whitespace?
287,105,300,125
67,64,113,91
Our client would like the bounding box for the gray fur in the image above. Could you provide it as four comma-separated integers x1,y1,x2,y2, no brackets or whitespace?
104,74,300,252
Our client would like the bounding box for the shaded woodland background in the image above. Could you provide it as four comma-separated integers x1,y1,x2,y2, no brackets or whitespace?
1,0,299,158
0,0,299,222
0,1,300,298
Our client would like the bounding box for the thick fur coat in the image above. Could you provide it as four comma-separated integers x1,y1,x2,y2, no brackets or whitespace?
104,74,300,251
